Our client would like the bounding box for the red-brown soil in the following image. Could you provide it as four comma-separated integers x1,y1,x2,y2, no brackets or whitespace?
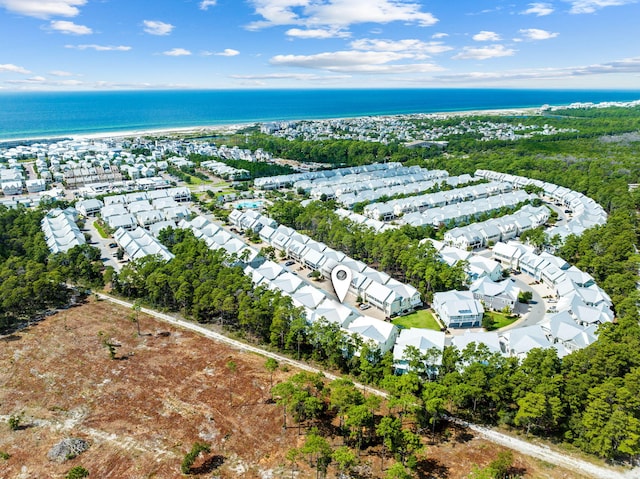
0,299,585,478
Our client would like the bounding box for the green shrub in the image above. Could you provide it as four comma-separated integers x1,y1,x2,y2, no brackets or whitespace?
181,442,211,475
66,466,89,479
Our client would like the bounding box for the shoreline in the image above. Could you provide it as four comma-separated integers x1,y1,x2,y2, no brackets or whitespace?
0,106,544,145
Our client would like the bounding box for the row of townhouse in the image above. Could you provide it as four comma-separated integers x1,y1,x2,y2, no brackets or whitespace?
366,180,510,221
338,174,473,211
416,303,599,367
492,241,613,324
300,166,449,203
200,160,250,180
229,209,422,318
93,187,191,232
442,204,549,250
334,208,397,233
423,238,503,282
1,166,25,196
114,227,174,262
393,320,594,375
180,214,400,355
404,190,535,230
41,208,86,254
493,240,612,355
428,240,611,358
254,162,403,190
76,177,172,197
178,215,260,266
475,169,607,242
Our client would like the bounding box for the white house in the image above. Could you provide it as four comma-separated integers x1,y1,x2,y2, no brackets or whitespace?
346,316,399,355
469,276,520,311
451,330,502,355
502,325,551,358
432,290,484,328
76,198,104,216
393,328,445,374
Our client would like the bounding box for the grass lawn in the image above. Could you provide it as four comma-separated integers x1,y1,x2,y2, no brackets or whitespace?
392,309,441,331
484,311,519,330
93,220,110,239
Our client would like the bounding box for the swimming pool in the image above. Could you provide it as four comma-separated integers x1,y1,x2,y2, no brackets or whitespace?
236,200,264,209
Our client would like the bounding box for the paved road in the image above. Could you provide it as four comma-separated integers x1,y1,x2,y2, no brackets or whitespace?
503,273,549,329
86,217,121,272
97,293,639,479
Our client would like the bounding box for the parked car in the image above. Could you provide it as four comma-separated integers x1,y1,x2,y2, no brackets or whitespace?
359,303,371,310
108,242,117,248
285,260,296,266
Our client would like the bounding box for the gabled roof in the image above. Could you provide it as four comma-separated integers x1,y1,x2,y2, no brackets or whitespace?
451,330,502,355
292,284,327,309
365,281,395,304
255,260,285,281
313,298,357,327
348,316,398,347
469,276,519,300
505,325,551,355
393,328,445,362
270,271,304,294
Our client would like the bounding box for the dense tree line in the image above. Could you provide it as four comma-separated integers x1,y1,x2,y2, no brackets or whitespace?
245,133,438,167
188,153,294,179
0,206,104,332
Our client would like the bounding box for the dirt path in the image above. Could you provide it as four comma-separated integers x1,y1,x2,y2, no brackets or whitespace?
97,293,640,479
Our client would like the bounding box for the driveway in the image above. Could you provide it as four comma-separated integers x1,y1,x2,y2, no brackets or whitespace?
502,272,553,330
85,217,121,272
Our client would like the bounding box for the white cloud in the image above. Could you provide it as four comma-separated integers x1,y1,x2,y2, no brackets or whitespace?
453,44,516,60
5,75,47,84
143,20,174,36
49,70,73,76
350,38,453,55
270,50,443,73
518,28,559,40
0,0,86,19
200,0,217,9
247,0,437,30
432,32,449,39
521,2,555,15
163,48,192,56
231,72,351,81
216,48,240,56
566,0,637,13
0,63,31,74
65,44,132,51
472,31,502,41
433,56,640,82
49,20,92,35
286,28,350,39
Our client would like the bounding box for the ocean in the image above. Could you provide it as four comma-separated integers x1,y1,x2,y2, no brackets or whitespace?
0,89,639,141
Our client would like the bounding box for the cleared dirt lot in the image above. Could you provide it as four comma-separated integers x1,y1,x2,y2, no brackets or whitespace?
0,299,586,478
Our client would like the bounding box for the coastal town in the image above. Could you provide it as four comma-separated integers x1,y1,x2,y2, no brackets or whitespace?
2,97,640,479
0,109,613,367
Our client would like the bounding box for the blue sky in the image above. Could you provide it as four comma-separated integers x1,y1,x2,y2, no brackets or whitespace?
0,0,639,90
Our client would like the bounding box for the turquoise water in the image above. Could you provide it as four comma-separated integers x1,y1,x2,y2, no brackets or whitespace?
0,89,639,140
236,200,264,209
